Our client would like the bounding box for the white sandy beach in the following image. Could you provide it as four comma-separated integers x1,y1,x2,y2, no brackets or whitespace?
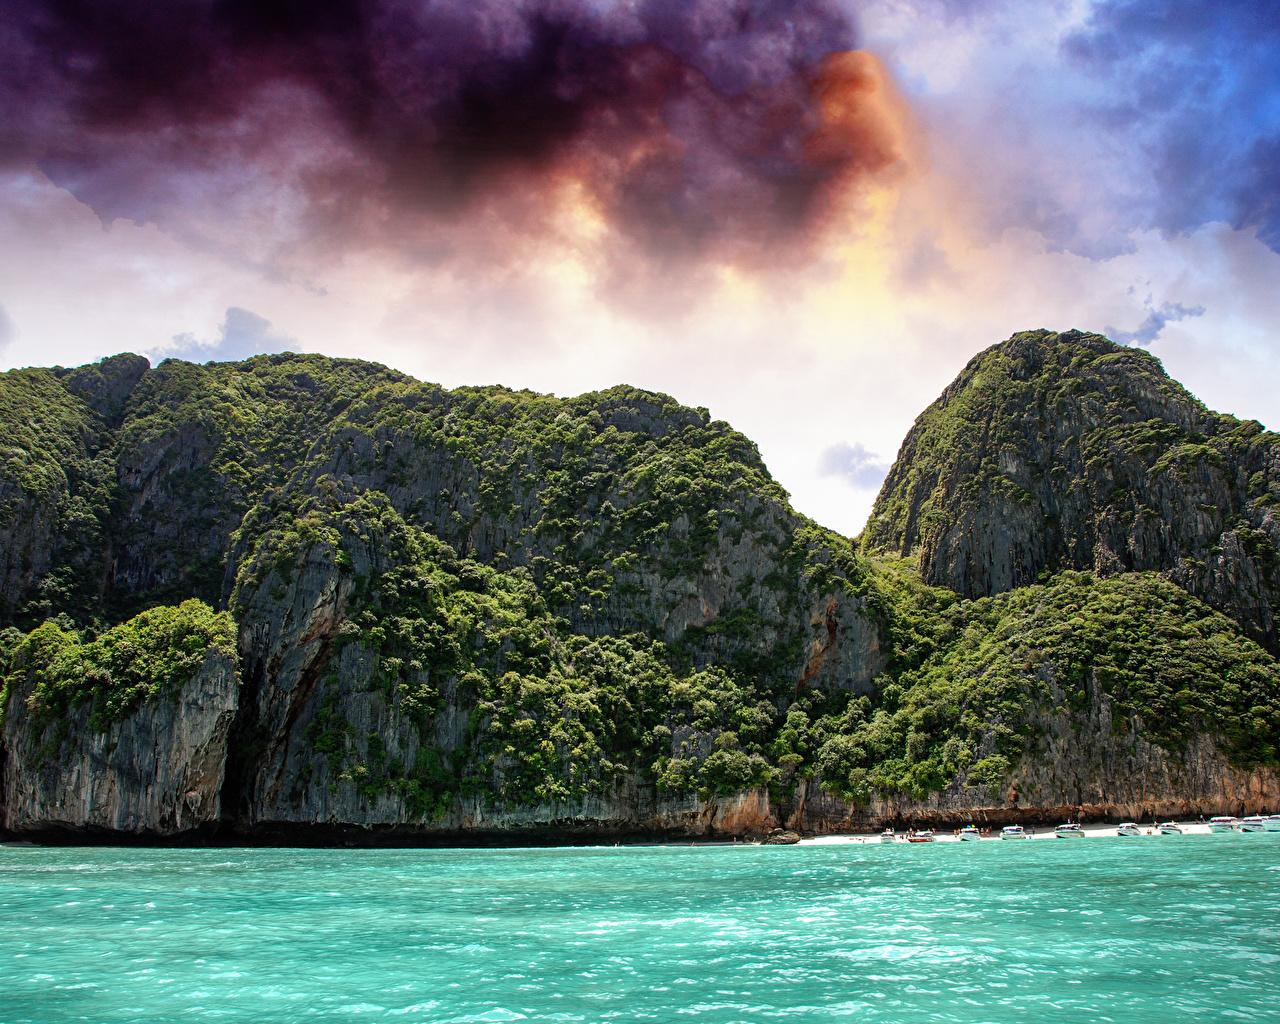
798,821,1250,844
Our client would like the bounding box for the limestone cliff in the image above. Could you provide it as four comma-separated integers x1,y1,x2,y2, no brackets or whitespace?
2,352,885,838
222,485,883,834
789,684,1280,832
1,342,1278,843
1,648,238,836
863,329,1280,652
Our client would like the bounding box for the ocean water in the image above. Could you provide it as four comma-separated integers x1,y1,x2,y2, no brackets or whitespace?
3,836,1279,1023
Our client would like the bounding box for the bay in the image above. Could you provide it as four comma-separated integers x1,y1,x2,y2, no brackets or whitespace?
3,835,1279,1023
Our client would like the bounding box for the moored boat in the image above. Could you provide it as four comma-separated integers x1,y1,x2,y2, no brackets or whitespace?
1264,815,1280,832
1054,823,1085,839
1158,822,1182,835
906,830,936,843
1240,815,1267,833
879,829,897,844
999,825,1028,840
1116,822,1142,837
959,825,981,841
1208,816,1239,833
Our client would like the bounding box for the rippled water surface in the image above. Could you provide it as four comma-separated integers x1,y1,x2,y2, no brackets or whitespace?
3,836,1280,1023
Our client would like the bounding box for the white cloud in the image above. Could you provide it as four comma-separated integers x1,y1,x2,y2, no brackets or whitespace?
162,307,297,363
0,302,14,353
4,166,1280,541
1105,301,1205,347
818,442,893,490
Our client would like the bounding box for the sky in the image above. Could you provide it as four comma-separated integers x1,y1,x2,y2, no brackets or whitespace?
2,0,1279,536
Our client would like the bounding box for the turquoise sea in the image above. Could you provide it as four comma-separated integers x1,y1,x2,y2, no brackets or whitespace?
3,836,1279,1023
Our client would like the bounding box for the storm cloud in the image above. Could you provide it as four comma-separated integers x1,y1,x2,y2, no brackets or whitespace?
1,0,908,274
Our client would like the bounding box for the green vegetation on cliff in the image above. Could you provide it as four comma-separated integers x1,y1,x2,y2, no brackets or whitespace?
3,336,1280,833
817,571,1280,802
5,352,891,821
861,329,1280,653
0,366,117,626
2,599,235,730
232,489,868,815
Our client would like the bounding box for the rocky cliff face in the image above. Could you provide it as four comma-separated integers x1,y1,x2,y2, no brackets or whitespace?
222,485,883,835
789,695,1280,832
2,342,1279,843
1,649,238,836
863,329,1280,652
1,352,887,839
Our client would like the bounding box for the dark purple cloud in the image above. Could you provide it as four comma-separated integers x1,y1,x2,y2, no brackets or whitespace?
0,0,907,272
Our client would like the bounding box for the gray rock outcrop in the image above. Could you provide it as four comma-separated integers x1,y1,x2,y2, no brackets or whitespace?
863,329,1280,651
1,650,239,836
2,342,1278,844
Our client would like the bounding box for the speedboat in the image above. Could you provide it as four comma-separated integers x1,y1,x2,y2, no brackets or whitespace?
879,829,897,844
1240,815,1267,833
959,825,981,841
999,825,1028,840
1208,816,1239,833
906,830,936,843
1265,815,1280,832
1116,822,1142,837
1054,823,1085,839
1158,822,1183,835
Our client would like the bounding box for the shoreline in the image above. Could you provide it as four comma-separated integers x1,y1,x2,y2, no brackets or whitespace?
800,820,1252,843
5,818,1275,849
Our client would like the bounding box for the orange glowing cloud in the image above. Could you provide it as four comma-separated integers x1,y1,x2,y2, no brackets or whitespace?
1,0,917,293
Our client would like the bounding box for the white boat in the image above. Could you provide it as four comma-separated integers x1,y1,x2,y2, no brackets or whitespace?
959,825,982,841
1054,823,1085,839
906,830,936,843
1264,815,1280,832
879,829,897,844
1240,815,1267,833
1208,816,1239,833
1158,822,1183,835
999,825,1028,840
1116,822,1142,837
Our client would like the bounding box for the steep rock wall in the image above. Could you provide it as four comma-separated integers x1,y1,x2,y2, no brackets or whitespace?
224,501,886,833
1,650,239,836
3,346,1278,845
863,330,1280,651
